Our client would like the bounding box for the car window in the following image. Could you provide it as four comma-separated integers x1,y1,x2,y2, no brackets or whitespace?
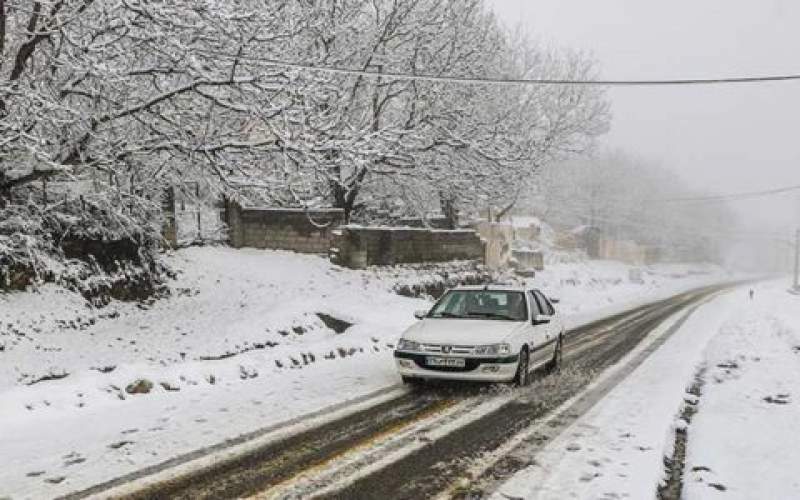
528,292,542,316
533,290,554,316
433,291,468,316
429,290,528,321
539,292,556,316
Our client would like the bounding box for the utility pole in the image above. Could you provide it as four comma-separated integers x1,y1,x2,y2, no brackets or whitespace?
794,194,800,289
794,228,800,290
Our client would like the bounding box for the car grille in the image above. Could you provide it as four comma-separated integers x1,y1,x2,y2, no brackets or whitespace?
419,343,475,354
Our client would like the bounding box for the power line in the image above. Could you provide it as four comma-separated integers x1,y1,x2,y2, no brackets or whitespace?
654,183,800,204
199,50,800,87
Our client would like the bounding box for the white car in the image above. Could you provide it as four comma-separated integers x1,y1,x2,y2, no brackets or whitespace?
394,285,564,385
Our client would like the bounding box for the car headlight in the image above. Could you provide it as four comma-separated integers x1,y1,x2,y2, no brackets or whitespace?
397,339,421,351
473,343,512,356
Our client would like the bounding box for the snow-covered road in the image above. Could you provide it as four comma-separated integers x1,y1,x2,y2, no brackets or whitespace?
77,285,733,499
0,247,733,498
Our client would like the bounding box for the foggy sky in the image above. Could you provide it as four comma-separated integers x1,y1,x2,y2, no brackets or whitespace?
488,0,800,236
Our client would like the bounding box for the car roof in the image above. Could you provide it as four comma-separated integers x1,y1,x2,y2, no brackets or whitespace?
450,284,534,293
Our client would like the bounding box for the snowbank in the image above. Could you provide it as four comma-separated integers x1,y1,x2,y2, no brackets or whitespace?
684,280,800,499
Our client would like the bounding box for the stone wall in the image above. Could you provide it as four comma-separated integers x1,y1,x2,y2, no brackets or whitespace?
395,216,454,229
332,226,485,269
224,200,345,254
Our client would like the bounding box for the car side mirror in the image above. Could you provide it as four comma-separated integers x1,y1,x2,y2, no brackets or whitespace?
532,314,551,326
414,310,428,320
550,298,560,304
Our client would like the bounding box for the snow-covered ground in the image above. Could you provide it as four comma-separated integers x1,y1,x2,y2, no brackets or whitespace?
684,281,800,500
494,278,800,500
0,247,730,498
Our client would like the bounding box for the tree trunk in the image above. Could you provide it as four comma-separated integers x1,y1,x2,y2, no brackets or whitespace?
330,165,368,224
495,200,516,222
439,190,458,229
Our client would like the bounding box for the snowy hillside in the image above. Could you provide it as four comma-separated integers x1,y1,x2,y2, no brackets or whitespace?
0,247,732,498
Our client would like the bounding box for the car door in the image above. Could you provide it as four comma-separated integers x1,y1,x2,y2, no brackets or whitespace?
532,290,558,362
541,292,564,340
528,291,553,369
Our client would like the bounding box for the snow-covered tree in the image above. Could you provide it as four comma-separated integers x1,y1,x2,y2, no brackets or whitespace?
0,0,293,288
225,0,610,221
0,0,612,291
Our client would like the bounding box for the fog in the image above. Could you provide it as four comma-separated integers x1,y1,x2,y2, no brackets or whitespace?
489,0,800,270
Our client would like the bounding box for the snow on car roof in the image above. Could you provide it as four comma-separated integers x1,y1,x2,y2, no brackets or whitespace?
451,284,532,292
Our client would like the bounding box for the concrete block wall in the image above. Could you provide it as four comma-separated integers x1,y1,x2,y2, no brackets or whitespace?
225,200,345,254
332,226,485,268
395,216,455,229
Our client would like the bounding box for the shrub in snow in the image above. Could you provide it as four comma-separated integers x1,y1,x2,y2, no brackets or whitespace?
0,190,168,303
383,261,519,299
125,379,154,395
160,381,180,392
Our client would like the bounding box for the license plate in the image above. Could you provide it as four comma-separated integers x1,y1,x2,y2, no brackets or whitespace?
426,357,466,368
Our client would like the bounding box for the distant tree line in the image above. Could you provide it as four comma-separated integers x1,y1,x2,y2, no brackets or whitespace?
530,150,737,262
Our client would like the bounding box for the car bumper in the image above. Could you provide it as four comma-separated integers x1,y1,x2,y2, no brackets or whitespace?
394,350,519,383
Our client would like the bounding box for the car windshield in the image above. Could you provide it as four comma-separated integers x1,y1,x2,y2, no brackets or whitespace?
428,290,527,321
